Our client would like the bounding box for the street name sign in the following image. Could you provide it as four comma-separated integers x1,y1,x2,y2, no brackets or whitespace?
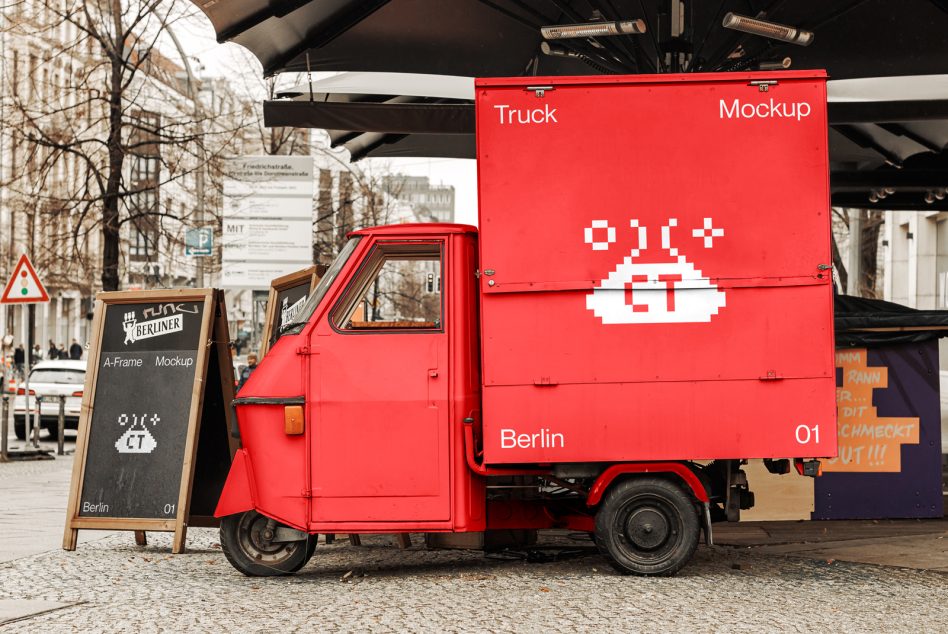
63,289,236,553
1,254,50,304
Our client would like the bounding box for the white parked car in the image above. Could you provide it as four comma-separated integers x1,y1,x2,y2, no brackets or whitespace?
13,360,86,441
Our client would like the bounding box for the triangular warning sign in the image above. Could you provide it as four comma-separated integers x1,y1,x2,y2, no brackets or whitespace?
1,254,50,304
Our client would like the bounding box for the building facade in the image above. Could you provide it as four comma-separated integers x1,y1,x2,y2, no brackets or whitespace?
0,2,258,360
883,210,948,310
383,175,456,223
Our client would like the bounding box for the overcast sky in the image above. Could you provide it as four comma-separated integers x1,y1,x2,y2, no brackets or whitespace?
173,8,479,226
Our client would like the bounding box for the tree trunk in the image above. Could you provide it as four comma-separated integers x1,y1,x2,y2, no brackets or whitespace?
859,210,884,297
101,3,125,291
831,233,847,293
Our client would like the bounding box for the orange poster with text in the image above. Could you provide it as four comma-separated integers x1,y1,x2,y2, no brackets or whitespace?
825,349,920,473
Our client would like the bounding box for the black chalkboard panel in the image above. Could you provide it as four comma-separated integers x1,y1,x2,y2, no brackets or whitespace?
269,281,311,348
79,300,205,519
64,289,236,553
260,266,319,357
188,339,234,519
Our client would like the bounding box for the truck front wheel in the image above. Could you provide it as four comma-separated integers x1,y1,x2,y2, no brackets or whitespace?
594,477,700,576
220,511,316,577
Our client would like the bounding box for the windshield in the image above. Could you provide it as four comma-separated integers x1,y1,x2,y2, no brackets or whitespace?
30,369,85,384
283,237,361,335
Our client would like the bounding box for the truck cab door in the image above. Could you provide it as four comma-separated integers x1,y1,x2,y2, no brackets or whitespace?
310,240,450,524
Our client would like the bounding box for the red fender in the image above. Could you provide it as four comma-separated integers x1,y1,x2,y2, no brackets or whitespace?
586,462,709,506
214,448,256,518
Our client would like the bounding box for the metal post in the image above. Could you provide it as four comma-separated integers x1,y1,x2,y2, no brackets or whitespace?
196,161,205,287
1,394,9,462
22,304,32,446
57,394,65,456
32,394,41,447
161,22,206,288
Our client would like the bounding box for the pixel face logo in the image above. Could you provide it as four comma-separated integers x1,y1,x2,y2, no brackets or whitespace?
584,217,727,325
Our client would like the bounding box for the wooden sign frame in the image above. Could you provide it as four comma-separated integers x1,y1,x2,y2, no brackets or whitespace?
258,265,321,357
63,289,236,553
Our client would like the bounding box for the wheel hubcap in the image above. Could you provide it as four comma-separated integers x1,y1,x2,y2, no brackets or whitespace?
625,508,669,550
237,512,302,565
611,492,685,565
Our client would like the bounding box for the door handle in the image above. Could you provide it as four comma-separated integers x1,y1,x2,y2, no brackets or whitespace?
429,370,439,378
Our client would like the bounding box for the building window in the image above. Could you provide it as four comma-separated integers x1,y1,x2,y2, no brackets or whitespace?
128,111,161,264
129,219,158,261
128,110,161,158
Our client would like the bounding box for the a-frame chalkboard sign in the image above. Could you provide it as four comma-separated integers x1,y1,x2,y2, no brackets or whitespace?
258,265,321,357
63,289,236,553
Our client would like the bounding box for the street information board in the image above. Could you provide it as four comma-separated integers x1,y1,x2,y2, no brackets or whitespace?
258,265,321,357
221,156,314,288
63,289,236,553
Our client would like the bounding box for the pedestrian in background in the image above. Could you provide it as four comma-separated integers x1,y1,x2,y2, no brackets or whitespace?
13,344,25,378
57,343,66,359
69,339,82,360
237,353,258,392
48,340,57,359
33,344,43,362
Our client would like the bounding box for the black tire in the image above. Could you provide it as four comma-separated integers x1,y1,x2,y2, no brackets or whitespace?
220,511,316,577
594,477,700,576
13,417,26,441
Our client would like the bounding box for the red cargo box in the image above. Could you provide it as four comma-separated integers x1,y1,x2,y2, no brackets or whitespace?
475,71,836,464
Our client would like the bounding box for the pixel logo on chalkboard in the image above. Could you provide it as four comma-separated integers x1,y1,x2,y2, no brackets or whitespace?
115,413,159,454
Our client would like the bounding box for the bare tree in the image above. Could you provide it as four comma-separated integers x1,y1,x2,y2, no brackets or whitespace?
219,48,310,157
2,0,254,291
312,154,407,265
831,207,886,297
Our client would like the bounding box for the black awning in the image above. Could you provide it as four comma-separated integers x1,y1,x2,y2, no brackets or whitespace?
264,100,474,135
193,0,948,80
835,294,948,346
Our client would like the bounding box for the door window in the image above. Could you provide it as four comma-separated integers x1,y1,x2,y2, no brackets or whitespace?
332,243,443,331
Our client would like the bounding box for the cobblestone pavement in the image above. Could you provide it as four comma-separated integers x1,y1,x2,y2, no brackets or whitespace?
1,529,946,633
0,433,96,564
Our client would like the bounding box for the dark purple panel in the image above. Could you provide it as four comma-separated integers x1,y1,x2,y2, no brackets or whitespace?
815,340,944,519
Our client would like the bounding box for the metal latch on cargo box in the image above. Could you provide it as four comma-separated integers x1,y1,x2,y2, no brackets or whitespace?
526,85,554,97
749,80,778,92
759,370,782,381
534,377,558,387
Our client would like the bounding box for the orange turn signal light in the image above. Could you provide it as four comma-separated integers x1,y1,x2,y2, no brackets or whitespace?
284,405,304,435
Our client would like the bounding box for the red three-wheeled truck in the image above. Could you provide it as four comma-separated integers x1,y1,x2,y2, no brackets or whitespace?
215,71,837,576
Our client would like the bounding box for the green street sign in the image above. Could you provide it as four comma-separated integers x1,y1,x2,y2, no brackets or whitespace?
185,228,213,257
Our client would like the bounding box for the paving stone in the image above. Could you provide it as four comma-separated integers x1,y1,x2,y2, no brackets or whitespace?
0,530,946,633
0,600,81,626
2,421,947,632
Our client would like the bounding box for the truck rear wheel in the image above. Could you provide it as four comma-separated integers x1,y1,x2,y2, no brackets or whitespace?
220,511,315,577
594,477,700,576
